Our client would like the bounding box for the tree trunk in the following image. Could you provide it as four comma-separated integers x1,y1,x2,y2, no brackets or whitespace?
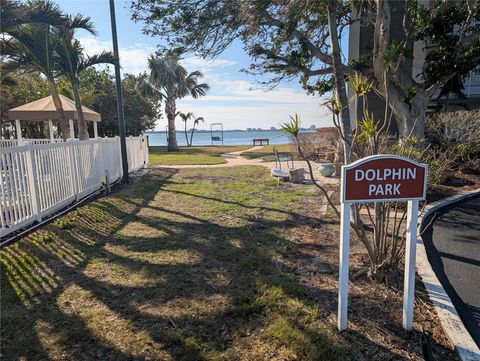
165,98,178,151
184,118,190,146
72,81,89,140
405,93,427,137
327,2,352,164
47,76,71,140
189,124,196,147
373,0,427,139
389,90,427,138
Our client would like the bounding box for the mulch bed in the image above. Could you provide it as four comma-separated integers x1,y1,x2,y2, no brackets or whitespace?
271,189,460,360
427,171,480,203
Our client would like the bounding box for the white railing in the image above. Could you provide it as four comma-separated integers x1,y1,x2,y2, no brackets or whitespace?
0,136,148,238
1,138,66,147
0,139,20,148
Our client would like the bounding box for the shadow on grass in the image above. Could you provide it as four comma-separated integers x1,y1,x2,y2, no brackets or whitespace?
1,167,445,360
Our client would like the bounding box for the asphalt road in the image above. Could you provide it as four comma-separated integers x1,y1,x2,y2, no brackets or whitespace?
422,195,480,347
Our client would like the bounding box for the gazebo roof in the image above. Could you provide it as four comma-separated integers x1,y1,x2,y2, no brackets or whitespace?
8,94,101,122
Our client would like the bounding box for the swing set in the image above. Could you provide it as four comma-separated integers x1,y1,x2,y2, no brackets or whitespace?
210,123,224,146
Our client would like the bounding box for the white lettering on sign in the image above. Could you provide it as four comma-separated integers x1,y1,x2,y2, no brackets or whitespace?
368,183,401,196
354,168,417,182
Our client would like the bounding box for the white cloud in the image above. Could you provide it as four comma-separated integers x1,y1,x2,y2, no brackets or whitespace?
78,35,154,74
178,78,333,129
181,56,237,72
175,103,332,130
78,36,237,76
77,36,333,130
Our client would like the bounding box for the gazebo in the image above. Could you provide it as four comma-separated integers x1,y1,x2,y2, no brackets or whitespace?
7,94,101,142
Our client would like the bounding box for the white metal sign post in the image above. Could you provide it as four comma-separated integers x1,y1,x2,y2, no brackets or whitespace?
338,155,428,332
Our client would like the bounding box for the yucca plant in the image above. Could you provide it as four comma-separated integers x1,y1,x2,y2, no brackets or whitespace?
281,114,340,217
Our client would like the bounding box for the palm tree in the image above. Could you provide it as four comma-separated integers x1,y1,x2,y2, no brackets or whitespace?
179,112,205,146
140,53,209,151
2,22,70,139
189,115,204,147
1,0,65,31
55,19,115,140
1,1,92,140
179,111,194,146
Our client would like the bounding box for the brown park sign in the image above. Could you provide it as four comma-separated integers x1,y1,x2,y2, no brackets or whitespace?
338,155,428,333
342,155,428,203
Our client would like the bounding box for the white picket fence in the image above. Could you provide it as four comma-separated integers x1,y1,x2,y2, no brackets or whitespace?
0,136,148,238
0,139,65,147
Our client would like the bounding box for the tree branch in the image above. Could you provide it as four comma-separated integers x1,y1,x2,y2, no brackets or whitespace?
253,46,334,76
260,11,334,66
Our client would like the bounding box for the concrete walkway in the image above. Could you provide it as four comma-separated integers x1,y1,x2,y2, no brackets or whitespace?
149,146,339,185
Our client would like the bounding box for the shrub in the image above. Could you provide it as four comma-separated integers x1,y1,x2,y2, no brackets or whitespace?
425,111,480,172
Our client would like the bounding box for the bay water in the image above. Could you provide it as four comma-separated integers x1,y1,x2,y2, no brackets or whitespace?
146,130,315,147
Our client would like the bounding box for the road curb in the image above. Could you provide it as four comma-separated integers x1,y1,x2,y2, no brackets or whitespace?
416,188,480,361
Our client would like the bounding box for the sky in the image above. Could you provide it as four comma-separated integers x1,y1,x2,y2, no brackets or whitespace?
57,0,335,131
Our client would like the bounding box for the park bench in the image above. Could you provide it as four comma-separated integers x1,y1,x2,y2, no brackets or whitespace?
253,138,269,146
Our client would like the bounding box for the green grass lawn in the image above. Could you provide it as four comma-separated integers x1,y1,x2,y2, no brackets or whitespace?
242,144,296,161
1,166,455,360
149,145,251,165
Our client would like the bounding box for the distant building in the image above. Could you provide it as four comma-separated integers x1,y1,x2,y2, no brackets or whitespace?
348,3,480,130
270,126,277,131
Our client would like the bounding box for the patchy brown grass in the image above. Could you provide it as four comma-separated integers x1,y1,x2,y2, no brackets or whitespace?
241,144,297,161
1,166,458,360
149,145,251,165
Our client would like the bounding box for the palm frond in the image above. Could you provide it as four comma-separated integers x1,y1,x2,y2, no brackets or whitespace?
190,83,210,99
194,116,204,125
65,13,96,35
179,111,194,122
54,35,80,81
146,52,209,101
80,51,116,70
137,79,165,101
1,0,66,32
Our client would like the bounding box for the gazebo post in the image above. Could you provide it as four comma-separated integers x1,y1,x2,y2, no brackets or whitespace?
93,121,98,138
48,119,54,140
69,119,75,139
15,119,23,145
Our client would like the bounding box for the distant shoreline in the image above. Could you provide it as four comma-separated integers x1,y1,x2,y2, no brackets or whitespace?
145,129,317,134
